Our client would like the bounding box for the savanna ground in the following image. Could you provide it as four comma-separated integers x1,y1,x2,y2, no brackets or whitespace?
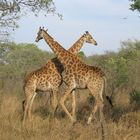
0,90,140,140
0,41,140,140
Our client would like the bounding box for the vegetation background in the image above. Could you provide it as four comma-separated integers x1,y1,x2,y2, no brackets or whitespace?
0,0,140,140
0,40,140,140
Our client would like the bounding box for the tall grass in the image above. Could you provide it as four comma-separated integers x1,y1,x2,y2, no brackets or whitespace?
0,91,140,140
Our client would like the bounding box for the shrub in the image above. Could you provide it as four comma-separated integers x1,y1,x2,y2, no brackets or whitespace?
130,90,140,106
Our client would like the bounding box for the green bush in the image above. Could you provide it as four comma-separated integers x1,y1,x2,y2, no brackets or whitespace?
130,90,140,105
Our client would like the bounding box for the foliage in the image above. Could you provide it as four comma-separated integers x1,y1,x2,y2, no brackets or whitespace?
130,0,140,12
0,42,54,78
0,0,57,27
0,0,61,41
86,40,140,97
0,40,140,108
77,51,86,61
0,40,140,140
130,90,140,105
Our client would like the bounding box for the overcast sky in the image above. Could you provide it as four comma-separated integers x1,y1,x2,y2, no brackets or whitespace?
13,0,140,56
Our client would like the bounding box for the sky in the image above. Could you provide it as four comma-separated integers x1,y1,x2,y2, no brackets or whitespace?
13,0,140,56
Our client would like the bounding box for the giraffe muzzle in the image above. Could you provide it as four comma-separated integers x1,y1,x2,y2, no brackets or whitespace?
95,42,97,46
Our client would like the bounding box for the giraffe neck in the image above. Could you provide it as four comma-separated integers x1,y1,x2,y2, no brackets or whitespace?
68,35,85,54
42,30,69,65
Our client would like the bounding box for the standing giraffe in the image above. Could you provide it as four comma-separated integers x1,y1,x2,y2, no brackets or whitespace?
22,29,97,124
35,27,107,124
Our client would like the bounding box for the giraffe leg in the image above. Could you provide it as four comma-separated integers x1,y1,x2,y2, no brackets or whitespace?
72,90,76,121
87,84,104,124
22,98,29,125
22,88,36,125
98,103,108,140
22,94,33,125
87,98,98,124
27,91,37,119
60,88,75,123
87,96,103,124
51,89,58,117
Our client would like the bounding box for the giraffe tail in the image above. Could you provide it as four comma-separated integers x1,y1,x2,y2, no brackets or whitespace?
103,77,113,108
106,96,113,107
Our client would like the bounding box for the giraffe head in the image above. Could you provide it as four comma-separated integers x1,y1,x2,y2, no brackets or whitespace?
84,31,97,46
35,27,47,42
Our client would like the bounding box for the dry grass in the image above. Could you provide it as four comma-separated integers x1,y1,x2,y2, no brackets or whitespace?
0,92,140,140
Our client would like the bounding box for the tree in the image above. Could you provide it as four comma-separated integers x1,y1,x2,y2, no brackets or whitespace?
130,0,140,12
0,0,61,41
0,42,54,78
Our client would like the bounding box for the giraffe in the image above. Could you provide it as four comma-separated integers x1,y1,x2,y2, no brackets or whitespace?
22,28,97,124
35,27,107,124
